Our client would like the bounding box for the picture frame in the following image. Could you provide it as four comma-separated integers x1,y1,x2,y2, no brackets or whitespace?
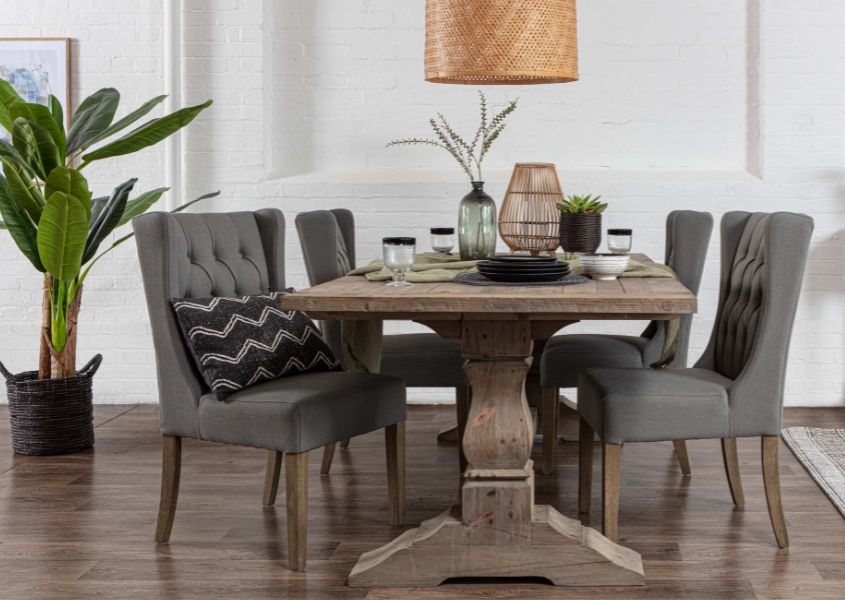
0,37,71,137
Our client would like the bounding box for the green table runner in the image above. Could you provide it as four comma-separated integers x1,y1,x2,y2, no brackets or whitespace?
343,253,680,373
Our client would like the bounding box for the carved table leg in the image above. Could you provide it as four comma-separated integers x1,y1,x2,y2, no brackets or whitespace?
348,319,644,587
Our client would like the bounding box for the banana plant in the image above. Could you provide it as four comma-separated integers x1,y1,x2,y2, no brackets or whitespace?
0,81,218,379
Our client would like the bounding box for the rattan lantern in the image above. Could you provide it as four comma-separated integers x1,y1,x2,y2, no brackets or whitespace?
498,163,563,255
425,0,579,85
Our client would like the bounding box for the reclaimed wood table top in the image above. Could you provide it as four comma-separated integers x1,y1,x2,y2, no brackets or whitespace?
282,253,697,320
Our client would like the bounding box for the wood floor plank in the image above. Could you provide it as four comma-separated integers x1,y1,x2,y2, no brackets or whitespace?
0,405,843,598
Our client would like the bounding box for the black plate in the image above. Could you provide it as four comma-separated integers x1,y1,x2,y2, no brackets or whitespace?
478,266,570,277
486,254,557,263
478,260,568,271
480,271,570,283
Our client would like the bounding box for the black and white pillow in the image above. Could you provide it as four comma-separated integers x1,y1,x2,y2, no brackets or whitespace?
171,291,340,394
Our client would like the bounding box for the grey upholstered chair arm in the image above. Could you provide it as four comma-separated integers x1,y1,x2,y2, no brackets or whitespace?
133,213,205,438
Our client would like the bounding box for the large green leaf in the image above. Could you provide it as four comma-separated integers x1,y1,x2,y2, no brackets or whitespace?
66,88,120,155
83,94,167,150
83,178,136,264
0,139,36,180
89,195,109,224
117,187,168,228
1,156,43,223
37,191,88,281
0,175,43,271
48,94,64,134
45,167,92,220
81,99,212,164
171,189,221,214
0,80,24,133
17,103,67,161
12,118,60,179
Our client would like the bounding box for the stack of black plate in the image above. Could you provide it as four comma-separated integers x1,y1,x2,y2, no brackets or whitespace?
476,255,570,282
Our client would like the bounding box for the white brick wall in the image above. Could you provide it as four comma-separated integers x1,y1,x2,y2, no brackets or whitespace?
1,0,843,407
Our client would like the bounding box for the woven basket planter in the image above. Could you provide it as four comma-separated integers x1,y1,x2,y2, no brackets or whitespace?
0,354,101,455
559,212,602,255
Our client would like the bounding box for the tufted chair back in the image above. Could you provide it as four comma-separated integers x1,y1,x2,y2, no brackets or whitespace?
295,209,356,358
641,210,713,367
695,212,813,436
133,210,286,438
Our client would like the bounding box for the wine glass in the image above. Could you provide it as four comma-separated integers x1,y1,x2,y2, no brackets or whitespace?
382,237,416,287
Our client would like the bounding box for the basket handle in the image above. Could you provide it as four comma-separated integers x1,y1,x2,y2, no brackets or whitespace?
0,361,12,381
78,354,103,378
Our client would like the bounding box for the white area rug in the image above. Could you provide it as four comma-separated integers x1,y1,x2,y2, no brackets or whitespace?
782,427,845,518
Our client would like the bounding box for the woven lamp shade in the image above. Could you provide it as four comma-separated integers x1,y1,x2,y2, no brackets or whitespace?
425,0,579,85
499,163,564,255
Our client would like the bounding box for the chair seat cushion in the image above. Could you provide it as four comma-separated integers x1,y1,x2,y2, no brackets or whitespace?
540,334,647,388
198,371,406,453
172,291,340,394
578,368,733,444
381,333,468,387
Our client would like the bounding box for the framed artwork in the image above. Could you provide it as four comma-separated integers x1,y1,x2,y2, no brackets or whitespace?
0,38,71,140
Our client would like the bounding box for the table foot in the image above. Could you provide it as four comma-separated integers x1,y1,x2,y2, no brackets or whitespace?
348,505,644,587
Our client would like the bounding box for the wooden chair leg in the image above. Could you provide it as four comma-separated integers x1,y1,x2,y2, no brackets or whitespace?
155,435,181,543
385,422,406,526
602,443,622,543
541,387,559,475
578,417,594,513
285,452,309,570
721,438,745,508
262,450,283,507
319,443,336,476
673,440,691,476
455,386,470,475
340,438,351,448
762,436,789,548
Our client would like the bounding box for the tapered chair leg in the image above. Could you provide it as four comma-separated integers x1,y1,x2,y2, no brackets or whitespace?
762,436,789,548
541,387,559,475
262,450,283,507
155,435,182,543
578,417,594,513
385,422,406,526
721,438,745,508
602,443,622,543
673,440,692,476
320,443,336,476
455,387,471,475
285,452,309,570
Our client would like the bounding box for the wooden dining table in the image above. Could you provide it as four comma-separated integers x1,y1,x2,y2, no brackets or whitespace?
282,254,697,587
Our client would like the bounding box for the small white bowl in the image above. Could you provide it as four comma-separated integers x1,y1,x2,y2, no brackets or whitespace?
580,253,630,281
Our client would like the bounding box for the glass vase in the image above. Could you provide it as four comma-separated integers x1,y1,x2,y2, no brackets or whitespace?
458,181,497,260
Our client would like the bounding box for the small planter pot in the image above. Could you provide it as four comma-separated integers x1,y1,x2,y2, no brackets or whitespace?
559,212,602,255
0,354,101,456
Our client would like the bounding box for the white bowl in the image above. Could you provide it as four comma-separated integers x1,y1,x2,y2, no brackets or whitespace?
580,253,630,281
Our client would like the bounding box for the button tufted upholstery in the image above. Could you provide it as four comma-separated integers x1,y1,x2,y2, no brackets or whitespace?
133,209,407,448
578,211,814,443
295,209,468,387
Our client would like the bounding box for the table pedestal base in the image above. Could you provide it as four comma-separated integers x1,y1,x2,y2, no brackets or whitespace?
348,505,644,587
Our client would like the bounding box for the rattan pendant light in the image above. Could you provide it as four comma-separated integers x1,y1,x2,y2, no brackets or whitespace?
425,0,579,85
499,163,564,255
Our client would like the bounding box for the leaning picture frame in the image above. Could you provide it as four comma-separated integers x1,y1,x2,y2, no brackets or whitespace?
0,37,71,139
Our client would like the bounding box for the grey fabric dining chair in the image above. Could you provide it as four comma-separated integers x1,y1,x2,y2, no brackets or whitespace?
295,209,471,473
133,209,407,571
577,212,813,547
539,210,714,475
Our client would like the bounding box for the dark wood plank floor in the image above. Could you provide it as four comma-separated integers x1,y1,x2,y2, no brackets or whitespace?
1,405,845,599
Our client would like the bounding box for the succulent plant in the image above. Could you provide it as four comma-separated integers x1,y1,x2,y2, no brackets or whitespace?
556,194,607,215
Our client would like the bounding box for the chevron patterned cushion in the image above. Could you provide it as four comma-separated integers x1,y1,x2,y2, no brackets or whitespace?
171,291,340,394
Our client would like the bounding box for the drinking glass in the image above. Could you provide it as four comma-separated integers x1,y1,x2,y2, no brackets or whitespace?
383,237,416,287
607,228,632,254
430,227,455,254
